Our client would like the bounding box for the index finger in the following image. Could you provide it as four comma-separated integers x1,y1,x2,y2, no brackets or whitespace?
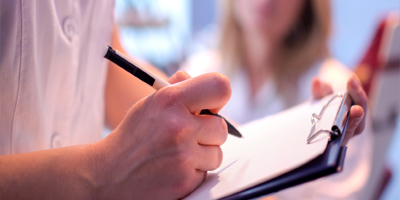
173,73,232,114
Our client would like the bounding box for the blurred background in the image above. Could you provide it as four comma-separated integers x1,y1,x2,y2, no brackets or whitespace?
114,0,399,199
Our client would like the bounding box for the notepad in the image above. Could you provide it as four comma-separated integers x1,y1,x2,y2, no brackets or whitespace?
185,93,350,199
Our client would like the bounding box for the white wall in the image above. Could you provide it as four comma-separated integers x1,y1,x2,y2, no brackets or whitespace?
329,0,399,68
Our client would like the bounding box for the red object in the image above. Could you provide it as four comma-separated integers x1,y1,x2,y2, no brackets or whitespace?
374,165,393,200
355,19,387,95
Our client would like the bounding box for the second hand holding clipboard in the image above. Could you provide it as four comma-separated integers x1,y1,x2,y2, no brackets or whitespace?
308,93,352,143
185,93,353,200
220,93,353,200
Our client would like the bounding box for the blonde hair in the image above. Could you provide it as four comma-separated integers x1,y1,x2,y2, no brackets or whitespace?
218,0,331,92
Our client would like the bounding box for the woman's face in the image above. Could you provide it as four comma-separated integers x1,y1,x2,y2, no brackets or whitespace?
233,0,306,43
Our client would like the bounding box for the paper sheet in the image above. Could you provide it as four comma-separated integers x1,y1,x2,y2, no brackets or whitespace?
185,94,343,199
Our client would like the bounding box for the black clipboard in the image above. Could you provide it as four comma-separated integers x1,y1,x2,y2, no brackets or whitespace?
220,93,353,200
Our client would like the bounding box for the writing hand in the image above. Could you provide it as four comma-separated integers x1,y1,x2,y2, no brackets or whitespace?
95,72,231,199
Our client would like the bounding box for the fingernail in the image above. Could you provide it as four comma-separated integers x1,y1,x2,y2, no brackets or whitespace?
351,77,359,90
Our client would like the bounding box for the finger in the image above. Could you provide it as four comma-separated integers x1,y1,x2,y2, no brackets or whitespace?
311,77,333,99
175,73,231,114
168,70,192,84
342,105,364,146
347,76,368,110
194,115,228,145
176,170,206,199
195,145,223,171
347,76,368,135
311,77,323,99
320,82,333,97
188,170,207,193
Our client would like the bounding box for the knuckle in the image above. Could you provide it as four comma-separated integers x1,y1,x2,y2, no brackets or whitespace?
218,118,229,144
176,150,192,166
168,115,185,133
166,116,191,145
171,155,196,195
222,118,229,134
173,176,194,196
156,87,193,137
206,146,223,170
157,87,184,109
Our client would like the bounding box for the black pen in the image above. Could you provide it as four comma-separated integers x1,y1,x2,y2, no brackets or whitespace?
104,46,243,138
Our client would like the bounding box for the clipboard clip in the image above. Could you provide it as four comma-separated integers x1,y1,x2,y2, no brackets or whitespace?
307,93,345,143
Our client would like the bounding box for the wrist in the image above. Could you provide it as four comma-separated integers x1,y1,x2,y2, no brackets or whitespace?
83,143,105,200
90,135,126,200
91,129,144,199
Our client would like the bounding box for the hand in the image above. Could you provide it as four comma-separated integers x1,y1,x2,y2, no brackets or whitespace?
95,71,231,199
311,76,368,145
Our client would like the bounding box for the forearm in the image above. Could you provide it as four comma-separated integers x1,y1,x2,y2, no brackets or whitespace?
0,144,97,200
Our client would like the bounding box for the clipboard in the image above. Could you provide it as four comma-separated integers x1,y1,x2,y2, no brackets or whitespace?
185,93,353,200
221,93,352,200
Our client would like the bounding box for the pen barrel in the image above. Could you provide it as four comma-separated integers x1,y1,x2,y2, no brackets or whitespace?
114,49,171,89
153,79,170,90
104,46,170,90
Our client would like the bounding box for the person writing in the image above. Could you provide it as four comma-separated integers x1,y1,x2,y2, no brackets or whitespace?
0,1,230,199
0,0,367,199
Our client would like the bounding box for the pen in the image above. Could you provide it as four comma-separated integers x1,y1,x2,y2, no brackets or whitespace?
104,46,243,138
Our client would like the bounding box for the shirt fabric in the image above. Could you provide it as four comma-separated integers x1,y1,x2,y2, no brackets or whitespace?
0,0,114,155
183,50,373,200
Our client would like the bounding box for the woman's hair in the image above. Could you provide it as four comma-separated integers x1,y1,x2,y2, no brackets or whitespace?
218,0,331,91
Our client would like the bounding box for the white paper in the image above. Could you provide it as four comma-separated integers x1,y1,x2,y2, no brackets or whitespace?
185,94,344,199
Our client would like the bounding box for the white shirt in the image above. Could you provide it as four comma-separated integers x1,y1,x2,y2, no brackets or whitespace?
183,50,373,199
0,0,114,155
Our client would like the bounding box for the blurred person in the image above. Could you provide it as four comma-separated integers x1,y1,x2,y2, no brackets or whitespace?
183,0,372,199
0,0,367,199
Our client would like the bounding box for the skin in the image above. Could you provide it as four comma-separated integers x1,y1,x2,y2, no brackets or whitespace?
234,0,304,43
312,76,367,146
0,70,231,200
0,15,367,200
0,24,231,199
97,72,231,199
